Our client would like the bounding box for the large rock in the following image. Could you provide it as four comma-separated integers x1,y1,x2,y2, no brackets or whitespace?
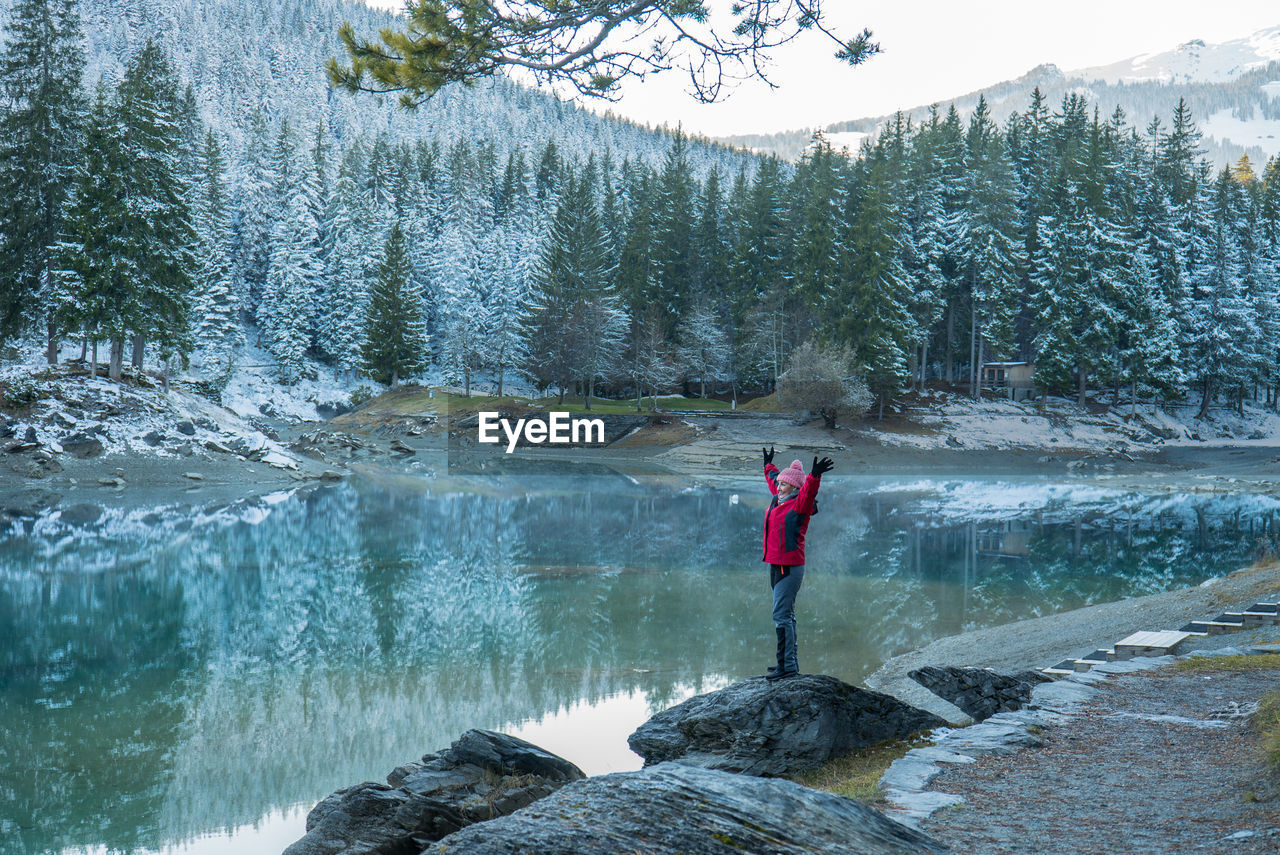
627,675,946,777
61,431,104,458
283,730,584,855
908,665,1051,723
421,761,947,854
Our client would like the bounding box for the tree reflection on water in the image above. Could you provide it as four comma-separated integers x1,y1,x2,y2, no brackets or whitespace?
0,476,1272,854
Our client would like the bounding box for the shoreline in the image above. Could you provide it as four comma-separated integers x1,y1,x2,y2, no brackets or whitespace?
9,412,1280,511
865,560,1280,723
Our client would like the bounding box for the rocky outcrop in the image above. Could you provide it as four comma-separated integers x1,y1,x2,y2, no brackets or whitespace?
61,431,105,458
420,761,947,854
282,730,585,855
627,675,947,777
908,665,1051,722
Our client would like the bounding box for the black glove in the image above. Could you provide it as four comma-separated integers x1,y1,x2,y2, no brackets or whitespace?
763,445,775,466
812,456,834,477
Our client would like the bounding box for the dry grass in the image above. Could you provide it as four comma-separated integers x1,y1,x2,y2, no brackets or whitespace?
737,392,781,412
1171,654,1280,674
1206,559,1280,609
1256,689,1280,773
791,736,932,803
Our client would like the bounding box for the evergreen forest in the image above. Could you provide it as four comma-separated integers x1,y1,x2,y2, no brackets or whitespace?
4,0,1280,419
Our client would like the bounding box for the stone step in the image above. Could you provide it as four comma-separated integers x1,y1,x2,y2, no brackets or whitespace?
1203,613,1247,634
1113,630,1193,660
1179,621,1212,636
1071,650,1115,671
1241,603,1280,627
1042,660,1078,677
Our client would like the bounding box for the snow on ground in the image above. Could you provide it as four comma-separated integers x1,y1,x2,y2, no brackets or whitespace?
1069,27,1280,85
215,334,370,423
856,392,1280,453
0,366,305,471
1201,108,1280,159
1,335,319,470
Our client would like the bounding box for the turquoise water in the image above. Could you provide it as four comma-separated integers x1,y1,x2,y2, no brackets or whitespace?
1,473,1275,854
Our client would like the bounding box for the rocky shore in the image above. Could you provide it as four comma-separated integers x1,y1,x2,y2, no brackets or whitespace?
284,675,954,854
278,570,1280,855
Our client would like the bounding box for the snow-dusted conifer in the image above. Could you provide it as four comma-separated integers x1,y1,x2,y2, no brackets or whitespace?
362,220,426,386
678,301,730,398
318,143,372,378
264,123,322,383
191,129,242,385
0,0,87,356
113,37,198,375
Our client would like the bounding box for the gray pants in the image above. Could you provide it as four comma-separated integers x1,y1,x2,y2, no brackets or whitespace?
770,564,804,672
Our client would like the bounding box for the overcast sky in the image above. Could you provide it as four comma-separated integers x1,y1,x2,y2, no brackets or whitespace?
359,2,1280,137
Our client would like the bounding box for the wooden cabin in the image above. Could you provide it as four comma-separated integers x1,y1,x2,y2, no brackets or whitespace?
981,361,1035,401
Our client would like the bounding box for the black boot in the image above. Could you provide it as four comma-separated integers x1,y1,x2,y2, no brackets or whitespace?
765,626,785,677
767,623,798,681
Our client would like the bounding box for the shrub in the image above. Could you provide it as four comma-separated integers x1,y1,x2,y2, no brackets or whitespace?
777,341,872,428
349,386,375,409
0,375,41,409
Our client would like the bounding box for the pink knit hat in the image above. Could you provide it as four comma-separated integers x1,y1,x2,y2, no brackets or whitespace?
777,460,806,490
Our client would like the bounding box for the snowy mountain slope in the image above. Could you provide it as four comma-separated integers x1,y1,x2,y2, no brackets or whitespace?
0,0,747,178
725,24,1280,165
1071,27,1280,85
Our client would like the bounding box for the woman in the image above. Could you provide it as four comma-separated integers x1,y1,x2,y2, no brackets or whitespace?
761,446,834,680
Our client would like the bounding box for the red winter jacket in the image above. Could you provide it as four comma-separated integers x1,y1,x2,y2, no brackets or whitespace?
762,463,821,565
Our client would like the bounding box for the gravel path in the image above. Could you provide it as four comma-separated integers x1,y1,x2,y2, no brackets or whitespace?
919,665,1280,854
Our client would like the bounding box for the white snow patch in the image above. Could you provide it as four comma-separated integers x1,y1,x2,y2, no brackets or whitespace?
1201,108,1280,158
1,339,307,470
822,131,869,153
1070,27,1280,85
216,334,370,423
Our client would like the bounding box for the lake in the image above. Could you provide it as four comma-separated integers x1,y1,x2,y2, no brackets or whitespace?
2,472,1277,854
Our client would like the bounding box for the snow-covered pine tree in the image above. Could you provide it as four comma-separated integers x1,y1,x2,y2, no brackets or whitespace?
190,128,242,386
834,156,913,416
483,224,529,398
649,128,697,333
232,106,275,335
1157,98,1208,210
436,140,494,396
362,220,426,387
900,116,947,388
957,100,1025,396
54,77,125,378
1135,117,1191,360
1186,168,1257,417
317,141,372,380
732,158,789,386
1227,164,1275,407
264,127,322,383
0,0,87,358
113,37,198,379
790,134,845,323
526,162,622,406
932,105,970,384
677,301,730,398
